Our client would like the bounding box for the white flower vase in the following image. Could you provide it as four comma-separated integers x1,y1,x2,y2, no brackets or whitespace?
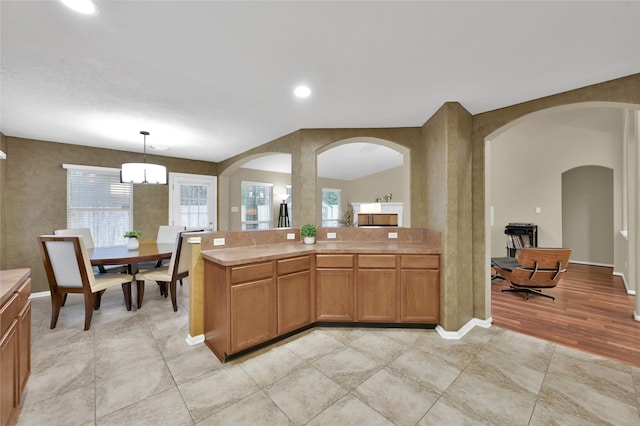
303,236,316,245
127,237,139,250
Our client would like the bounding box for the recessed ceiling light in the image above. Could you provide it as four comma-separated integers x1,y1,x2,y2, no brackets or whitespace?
60,0,98,15
294,85,311,98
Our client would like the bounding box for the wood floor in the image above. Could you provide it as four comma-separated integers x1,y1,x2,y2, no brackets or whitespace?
491,262,640,367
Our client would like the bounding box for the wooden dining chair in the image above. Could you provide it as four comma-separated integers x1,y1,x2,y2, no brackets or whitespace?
492,247,572,301
134,232,190,311
53,228,127,274
140,225,186,270
38,235,136,330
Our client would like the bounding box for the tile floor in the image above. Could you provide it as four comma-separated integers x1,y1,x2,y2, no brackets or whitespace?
18,279,640,425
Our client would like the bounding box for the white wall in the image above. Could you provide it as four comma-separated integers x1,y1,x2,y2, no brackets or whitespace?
489,107,623,259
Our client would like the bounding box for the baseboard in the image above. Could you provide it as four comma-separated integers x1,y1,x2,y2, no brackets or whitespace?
186,333,204,345
435,317,492,340
30,291,50,299
612,271,636,295
569,260,614,268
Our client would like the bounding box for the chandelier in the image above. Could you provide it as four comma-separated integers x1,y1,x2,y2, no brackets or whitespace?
120,131,167,184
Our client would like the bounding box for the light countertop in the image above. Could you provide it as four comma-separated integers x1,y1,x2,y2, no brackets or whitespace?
0,268,31,305
201,241,440,266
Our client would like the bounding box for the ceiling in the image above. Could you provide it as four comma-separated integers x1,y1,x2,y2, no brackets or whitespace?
1,1,638,170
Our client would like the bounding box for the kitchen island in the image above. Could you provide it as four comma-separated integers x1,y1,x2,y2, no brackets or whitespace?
199,228,440,362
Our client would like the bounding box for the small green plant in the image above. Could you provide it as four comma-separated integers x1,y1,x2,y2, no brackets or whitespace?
123,230,142,239
300,224,317,238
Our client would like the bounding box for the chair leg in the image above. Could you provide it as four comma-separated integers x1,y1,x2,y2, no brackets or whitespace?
159,282,168,298
169,281,178,312
121,282,132,311
94,290,105,310
180,279,183,286
61,293,68,306
50,292,63,329
136,280,145,309
83,293,94,331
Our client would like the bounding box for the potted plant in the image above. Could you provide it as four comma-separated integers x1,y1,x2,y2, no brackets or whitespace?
300,224,317,244
123,230,141,250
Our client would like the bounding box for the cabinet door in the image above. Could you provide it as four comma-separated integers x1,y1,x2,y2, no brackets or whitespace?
316,269,354,321
230,278,276,353
277,271,311,334
18,300,31,398
1,320,18,426
357,269,396,322
400,269,440,323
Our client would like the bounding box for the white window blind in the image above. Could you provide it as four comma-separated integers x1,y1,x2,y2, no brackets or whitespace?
241,181,273,230
64,164,133,246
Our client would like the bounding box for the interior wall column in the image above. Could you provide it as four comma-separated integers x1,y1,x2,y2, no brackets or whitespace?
422,102,474,331
633,110,640,320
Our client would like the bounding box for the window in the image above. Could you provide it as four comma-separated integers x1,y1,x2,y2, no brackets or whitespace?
322,188,341,227
241,181,273,230
64,164,133,246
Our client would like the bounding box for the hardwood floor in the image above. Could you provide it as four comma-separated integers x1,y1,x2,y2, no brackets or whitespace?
491,262,640,367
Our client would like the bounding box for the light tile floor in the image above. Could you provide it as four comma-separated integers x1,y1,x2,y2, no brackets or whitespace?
18,279,640,425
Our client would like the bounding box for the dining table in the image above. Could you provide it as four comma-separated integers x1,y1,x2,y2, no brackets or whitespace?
89,241,174,310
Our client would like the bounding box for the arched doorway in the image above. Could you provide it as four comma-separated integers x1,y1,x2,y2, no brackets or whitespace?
562,165,614,266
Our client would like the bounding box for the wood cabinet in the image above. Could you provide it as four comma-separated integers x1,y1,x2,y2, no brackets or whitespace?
400,255,440,323
357,255,397,322
204,256,312,361
229,262,276,353
203,250,439,362
315,255,354,322
1,296,19,426
277,256,311,334
357,213,398,226
1,270,31,426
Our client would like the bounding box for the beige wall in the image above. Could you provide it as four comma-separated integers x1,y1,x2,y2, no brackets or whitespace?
0,133,6,270
489,107,623,258
343,166,404,205
2,73,638,330
2,136,217,293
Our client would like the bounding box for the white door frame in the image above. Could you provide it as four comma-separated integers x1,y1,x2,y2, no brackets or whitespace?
168,172,217,231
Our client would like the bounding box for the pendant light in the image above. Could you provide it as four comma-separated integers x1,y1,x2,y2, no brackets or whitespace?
120,131,167,184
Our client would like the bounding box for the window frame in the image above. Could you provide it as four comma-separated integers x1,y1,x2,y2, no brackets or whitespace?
63,163,133,247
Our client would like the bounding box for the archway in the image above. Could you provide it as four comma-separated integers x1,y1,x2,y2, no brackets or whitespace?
218,152,292,231
484,102,637,320
316,137,410,227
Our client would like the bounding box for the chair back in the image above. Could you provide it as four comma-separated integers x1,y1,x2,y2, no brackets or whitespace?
38,235,97,293
53,228,96,249
167,232,191,280
512,248,572,286
157,225,186,244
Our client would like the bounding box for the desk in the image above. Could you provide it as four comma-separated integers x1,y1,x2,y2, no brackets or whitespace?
90,242,173,309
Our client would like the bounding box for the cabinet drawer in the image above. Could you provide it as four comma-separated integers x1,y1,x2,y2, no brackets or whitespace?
400,255,439,269
277,256,310,276
17,278,31,306
231,261,273,284
1,293,20,337
358,255,396,269
316,254,354,268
